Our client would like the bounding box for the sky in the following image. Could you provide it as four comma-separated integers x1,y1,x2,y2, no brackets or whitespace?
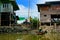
15,0,60,18
15,0,60,24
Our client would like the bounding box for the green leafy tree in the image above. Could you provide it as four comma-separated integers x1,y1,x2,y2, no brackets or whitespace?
30,17,39,29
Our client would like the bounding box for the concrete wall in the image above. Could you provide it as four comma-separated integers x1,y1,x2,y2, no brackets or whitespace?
40,14,51,23
40,10,60,23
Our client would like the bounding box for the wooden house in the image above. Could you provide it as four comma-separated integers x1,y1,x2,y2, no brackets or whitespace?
0,0,19,26
37,1,60,25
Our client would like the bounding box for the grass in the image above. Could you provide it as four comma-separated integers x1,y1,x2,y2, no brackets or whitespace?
0,33,38,40
0,32,60,40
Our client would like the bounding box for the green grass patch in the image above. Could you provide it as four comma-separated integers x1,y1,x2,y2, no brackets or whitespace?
0,33,60,40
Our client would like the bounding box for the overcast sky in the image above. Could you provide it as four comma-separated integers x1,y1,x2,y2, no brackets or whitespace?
15,0,60,18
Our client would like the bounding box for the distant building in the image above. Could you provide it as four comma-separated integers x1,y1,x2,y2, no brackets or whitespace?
37,1,60,25
0,0,19,26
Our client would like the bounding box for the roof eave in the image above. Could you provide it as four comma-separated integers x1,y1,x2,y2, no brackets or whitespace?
37,4,41,12
11,1,19,11
37,4,50,12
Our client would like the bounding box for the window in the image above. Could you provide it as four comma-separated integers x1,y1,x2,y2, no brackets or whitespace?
6,4,8,8
3,3,8,8
44,15,47,17
3,4,5,8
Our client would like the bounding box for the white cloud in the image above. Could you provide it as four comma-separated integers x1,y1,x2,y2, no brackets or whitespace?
15,0,60,18
15,4,39,18
14,5,28,18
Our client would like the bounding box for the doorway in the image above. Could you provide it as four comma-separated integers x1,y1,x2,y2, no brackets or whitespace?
1,12,10,26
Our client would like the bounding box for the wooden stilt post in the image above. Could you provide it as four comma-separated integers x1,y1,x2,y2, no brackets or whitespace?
50,22,51,26
10,13,11,28
39,21,41,30
54,23,57,32
0,13,1,26
40,22,41,27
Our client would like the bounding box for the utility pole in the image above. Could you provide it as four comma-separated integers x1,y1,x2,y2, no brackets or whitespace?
28,0,30,22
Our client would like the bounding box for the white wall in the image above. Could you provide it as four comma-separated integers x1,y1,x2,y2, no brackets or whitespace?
40,14,51,23
0,3,13,13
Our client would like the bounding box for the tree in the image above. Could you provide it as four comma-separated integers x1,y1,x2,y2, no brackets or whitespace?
30,17,39,29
